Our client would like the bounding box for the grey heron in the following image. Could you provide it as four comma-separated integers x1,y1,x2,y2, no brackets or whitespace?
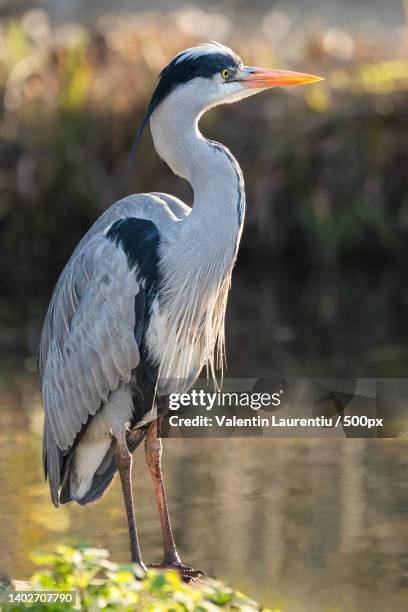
39,41,321,577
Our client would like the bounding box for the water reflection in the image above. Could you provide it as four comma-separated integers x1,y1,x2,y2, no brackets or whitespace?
227,264,408,378
0,379,407,611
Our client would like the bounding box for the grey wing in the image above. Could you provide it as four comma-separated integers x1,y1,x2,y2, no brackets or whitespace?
39,234,140,454
151,192,191,219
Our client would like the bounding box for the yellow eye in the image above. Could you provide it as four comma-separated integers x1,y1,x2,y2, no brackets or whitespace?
221,68,230,80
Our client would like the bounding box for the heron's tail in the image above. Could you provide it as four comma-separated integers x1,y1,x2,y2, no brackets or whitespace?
43,416,63,507
59,428,148,506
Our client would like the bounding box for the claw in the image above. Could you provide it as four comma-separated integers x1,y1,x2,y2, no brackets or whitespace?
148,562,206,582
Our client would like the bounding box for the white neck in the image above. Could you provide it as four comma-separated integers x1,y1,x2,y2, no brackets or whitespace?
150,86,245,240
147,87,246,383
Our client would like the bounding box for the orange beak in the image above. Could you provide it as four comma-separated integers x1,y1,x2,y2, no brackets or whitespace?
240,66,323,89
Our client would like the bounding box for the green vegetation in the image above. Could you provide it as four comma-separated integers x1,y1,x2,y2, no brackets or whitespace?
1,10,408,360
0,545,279,611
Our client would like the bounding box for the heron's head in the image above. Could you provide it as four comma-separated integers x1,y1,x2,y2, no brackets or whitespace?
131,42,322,157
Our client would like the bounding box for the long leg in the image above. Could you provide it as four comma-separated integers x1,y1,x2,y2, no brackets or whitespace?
115,431,146,569
145,418,204,578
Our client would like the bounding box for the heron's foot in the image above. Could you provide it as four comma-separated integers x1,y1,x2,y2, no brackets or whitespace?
148,558,205,582
131,559,148,576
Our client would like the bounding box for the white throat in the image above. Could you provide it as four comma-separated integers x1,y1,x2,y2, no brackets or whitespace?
150,83,245,229
148,84,246,385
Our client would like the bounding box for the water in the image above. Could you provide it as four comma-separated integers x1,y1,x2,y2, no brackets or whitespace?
0,378,407,611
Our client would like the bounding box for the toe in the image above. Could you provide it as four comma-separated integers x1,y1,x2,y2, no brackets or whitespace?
148,562,205,581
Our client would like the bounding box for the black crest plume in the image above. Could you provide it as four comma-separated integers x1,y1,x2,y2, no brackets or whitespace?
129,42,241,163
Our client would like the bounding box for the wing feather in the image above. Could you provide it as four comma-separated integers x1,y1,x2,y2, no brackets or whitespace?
40,236,141,451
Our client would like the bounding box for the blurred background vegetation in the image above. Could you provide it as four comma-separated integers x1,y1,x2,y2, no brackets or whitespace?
1,1,408,376
0,3,408,611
